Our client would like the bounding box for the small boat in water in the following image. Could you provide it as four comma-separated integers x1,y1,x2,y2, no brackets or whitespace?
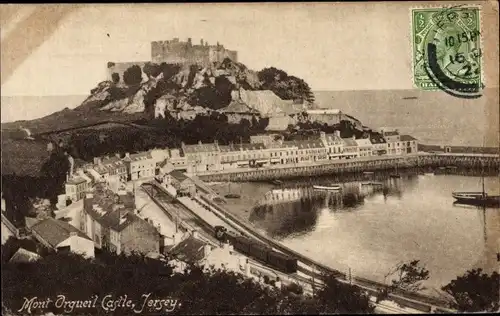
452,192,500,207
361,181,384,186
271,179,283,185
313,184,342,191
452,166,499,207
224,193,241,199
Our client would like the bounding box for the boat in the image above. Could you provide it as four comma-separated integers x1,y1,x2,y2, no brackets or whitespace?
452,192,500,207
390,160,401,178
361,181,383,186
225,175,241,199
452,159,500,207
271,179,283,185
402,96,418,100
313,184,342,191
224,193,242,199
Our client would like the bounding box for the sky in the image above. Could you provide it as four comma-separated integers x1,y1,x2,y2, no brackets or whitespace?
1,2,499,97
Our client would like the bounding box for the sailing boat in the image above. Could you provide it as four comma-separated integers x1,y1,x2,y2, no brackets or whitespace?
224,174,241,199
390,160,401,178
452,161,500,207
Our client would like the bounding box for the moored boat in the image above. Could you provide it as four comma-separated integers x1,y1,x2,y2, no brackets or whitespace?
224,193,241,199
361,182,383,186
313,184,342,191
452,192,500,207
271,179,283,185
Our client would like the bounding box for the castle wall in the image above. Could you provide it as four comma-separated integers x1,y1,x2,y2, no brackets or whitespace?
151,39,238,66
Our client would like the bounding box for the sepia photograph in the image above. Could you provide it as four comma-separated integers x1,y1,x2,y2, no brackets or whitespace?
1,2,499,315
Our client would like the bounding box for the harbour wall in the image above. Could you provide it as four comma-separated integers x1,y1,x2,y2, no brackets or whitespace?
198,154,500,182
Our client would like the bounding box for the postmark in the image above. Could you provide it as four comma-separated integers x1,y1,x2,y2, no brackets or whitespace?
411,5,484,98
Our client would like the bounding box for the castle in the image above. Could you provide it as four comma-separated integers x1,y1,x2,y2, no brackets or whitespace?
151,38,237,65
107,38,238,83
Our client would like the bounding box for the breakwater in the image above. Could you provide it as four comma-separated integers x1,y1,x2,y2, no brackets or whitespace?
197,154,500,182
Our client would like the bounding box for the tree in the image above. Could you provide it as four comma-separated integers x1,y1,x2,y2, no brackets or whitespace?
111,72,120,84
123,65,143,86
384,260,430,293
315,274,375,314
442,269,499,312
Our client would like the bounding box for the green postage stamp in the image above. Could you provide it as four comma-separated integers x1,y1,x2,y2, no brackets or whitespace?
411,5,483,97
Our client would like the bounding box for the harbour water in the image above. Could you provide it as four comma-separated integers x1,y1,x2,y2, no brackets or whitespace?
209,173,500,296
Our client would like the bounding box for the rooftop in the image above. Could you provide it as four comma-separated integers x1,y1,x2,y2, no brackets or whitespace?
169,170,189,182
282,139,325,149
66,176,87,185
31,218,91,248
9,248,41,263
400,134,418,141
355,138,373,147
182,143,219,154
342,138,358,147
123,152,153,162
168,235,209,263
219,142,266,152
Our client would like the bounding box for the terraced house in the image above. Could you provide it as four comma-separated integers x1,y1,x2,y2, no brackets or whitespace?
181,141,221,173
341,137,360,159
319,131,344,160
283,139,328,163
218,142,269,170
81,185,161,255
355,138,374,158
64,176,89,202
123,152,156,181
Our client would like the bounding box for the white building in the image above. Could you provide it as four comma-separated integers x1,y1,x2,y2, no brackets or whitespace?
354,138,373,158
30,218,95,258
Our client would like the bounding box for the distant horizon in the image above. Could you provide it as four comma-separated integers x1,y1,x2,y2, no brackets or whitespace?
3,86,500,98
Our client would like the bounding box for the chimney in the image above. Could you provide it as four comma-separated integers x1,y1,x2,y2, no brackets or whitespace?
66,172,70,182
200,39,204,46
203,244,211,258
115,153,121,159
192,230,199,239
187,38,192,46
352,135,356,140
245,258,250,277
125,153,130,158
198,140,202,145
47,142,54,152
94,157,101,165
335,130,341,138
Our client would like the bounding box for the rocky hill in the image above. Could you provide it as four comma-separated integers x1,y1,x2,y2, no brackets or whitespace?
2,59,317,135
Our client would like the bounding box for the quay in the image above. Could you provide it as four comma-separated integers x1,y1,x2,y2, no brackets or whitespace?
196,153,500,182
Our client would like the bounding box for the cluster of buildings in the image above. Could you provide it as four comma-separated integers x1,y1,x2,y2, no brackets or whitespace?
62,128,417,205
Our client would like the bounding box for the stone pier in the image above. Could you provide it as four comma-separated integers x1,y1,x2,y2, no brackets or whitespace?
198,154,499,182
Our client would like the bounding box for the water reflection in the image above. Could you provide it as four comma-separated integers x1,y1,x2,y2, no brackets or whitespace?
244,173,499,293
250,179,409,239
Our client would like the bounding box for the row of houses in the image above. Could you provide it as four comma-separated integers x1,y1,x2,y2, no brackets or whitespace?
63,128,417,203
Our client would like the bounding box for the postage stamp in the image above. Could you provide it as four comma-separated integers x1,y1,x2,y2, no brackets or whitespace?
411,5,483,97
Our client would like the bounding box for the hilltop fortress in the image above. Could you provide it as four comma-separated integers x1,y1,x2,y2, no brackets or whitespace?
107,38,238,82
